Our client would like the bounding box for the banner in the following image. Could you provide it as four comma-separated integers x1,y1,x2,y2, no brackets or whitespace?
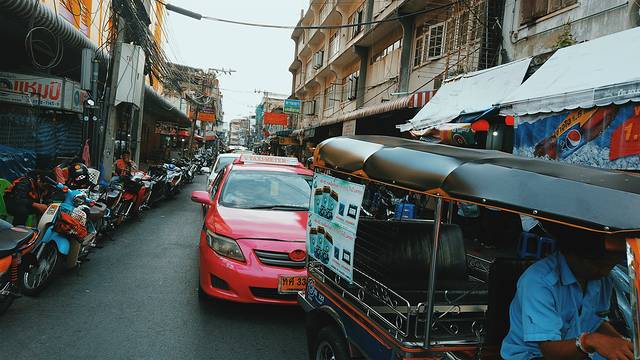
514,103,640,169
264,112,288,126
307,173,365,282
284,99,302,114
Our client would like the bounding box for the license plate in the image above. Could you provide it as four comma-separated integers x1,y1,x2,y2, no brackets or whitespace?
278,275,307,294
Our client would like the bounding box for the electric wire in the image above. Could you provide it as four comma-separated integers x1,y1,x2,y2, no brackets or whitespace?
155,0,458,30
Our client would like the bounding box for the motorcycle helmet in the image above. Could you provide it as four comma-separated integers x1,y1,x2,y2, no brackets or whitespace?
67,163,91,189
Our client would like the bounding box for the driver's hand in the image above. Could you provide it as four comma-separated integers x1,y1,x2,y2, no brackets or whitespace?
586,333,633,360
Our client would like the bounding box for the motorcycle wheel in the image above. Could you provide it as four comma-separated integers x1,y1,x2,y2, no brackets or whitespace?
21,242,60,296
0,278,14,315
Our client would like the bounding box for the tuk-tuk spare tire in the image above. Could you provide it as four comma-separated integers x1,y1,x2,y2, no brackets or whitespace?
313,326,350,360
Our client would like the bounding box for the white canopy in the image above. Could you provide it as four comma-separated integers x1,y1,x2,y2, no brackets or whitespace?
398,57,532,132
500,27,640,116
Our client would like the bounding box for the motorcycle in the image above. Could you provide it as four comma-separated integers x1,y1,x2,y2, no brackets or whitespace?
164,163,183,197
145,165,168,206
0,219,38,315
20,178,101,295
111,171,148,224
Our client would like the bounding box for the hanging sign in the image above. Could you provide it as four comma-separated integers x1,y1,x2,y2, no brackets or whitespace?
264,112,288,126
284,99,302,114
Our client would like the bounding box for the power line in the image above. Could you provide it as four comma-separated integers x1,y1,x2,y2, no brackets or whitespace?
158,1,457,30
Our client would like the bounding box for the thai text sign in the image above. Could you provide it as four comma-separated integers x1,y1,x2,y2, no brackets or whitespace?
0,72,84,112
284,99,302,114
264,112,288,126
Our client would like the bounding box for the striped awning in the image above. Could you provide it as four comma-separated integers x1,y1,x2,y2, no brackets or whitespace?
319,91,435,127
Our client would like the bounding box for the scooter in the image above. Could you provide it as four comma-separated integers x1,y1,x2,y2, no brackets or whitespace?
0,219,38,315
20,178,100,295
164,163,183,197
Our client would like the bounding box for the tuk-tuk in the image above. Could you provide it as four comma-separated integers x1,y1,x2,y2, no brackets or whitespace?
299,135,640,360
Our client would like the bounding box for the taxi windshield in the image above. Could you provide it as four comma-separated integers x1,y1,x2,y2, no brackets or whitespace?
220,170,312,209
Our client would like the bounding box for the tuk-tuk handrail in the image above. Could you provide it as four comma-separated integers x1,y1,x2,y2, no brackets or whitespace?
312,164,640,236
314,136,640,234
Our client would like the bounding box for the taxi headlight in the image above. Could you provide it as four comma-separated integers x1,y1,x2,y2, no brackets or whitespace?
206,230,245,262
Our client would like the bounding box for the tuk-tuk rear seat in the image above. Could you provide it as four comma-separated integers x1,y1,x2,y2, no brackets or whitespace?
354,219,488,306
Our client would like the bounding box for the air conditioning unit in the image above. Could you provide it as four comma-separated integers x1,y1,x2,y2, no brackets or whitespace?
303,100,316,115
312,51,324,69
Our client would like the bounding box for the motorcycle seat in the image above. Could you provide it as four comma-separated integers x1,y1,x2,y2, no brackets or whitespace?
88,202,107,222
0,226,36,258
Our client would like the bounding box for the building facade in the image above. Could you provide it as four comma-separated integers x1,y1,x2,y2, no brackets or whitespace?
288,0,502,146
0,0,192,177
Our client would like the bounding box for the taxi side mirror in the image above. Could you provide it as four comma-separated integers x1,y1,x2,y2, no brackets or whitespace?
191,191,212,206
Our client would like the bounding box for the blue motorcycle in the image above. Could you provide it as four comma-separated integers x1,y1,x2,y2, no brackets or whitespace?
20,178,101,296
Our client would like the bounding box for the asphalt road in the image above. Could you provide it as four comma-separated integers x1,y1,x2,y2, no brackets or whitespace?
1,176,308,360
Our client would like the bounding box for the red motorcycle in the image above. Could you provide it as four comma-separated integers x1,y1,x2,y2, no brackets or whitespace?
112,171,149,225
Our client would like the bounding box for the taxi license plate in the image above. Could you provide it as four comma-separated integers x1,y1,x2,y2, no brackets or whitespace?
278,275,307,294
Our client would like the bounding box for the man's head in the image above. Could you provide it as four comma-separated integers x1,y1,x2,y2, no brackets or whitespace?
121,151,130,162
543,221,625,280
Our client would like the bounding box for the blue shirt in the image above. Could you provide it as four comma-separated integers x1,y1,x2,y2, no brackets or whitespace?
501,252,613,360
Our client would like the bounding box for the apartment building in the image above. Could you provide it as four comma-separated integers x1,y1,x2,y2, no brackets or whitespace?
288,0,503,148
501,0,639,63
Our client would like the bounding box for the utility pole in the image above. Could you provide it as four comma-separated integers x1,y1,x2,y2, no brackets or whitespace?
102,17,125,179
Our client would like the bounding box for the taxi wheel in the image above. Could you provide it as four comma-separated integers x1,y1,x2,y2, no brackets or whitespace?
313,326,350,360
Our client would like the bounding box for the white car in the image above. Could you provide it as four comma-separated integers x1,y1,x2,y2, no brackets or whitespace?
207,153,242,192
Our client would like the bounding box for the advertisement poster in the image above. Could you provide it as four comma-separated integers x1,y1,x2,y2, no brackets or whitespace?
514,103,640,169
307,173,365,282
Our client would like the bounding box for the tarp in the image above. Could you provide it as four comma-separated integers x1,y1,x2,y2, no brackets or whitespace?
501,27,640,116
0,144,36,181
399,58,531,131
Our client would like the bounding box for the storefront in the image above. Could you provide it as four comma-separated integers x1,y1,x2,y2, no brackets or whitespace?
0,72,89,179
398,58,532,152
500,27,640,170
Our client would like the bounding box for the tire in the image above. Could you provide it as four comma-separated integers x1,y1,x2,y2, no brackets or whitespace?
21,242,60,296
312,326,350,360
0,279,15,316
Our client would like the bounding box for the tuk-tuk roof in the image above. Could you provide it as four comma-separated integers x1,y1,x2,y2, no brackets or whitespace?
315,136,640,233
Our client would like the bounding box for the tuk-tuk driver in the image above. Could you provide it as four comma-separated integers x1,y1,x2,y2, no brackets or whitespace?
501,222,632,360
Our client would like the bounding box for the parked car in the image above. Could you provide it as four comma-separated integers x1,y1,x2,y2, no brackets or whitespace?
192,155,313,304
207,153,241,193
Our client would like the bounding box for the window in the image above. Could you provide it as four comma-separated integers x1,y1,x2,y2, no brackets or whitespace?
344,71,359,101
372,38,402,64
427,23,445,59
305,61,313,81
324,84,338,110
520,0,578,24
413,35,424,67
328,32,340,58
348,6,365,39
413,22,446,67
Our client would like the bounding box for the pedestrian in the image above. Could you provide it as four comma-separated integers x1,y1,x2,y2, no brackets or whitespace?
3,170,49,225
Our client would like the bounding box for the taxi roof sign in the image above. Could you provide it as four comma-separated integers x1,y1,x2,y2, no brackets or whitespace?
236,154,301,166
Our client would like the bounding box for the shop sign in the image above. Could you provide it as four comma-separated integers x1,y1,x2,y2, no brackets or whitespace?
342,120,356,136
155,122,177,136
284,99,302,114
0,72,85,112
514,103,640,169
307,173,365,283
278,137,299,145
264,112,288,126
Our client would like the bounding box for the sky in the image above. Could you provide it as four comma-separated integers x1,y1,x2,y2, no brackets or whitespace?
163,1,308,125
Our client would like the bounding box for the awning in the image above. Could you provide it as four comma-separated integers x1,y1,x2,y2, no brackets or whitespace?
501,27,640,116
319,91,435,127
398,58,532,132
291,129,304,137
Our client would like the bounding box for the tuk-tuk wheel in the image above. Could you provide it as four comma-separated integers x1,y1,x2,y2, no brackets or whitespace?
313,326,350,360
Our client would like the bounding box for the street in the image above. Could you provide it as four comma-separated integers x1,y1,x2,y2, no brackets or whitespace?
1,176,307,360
